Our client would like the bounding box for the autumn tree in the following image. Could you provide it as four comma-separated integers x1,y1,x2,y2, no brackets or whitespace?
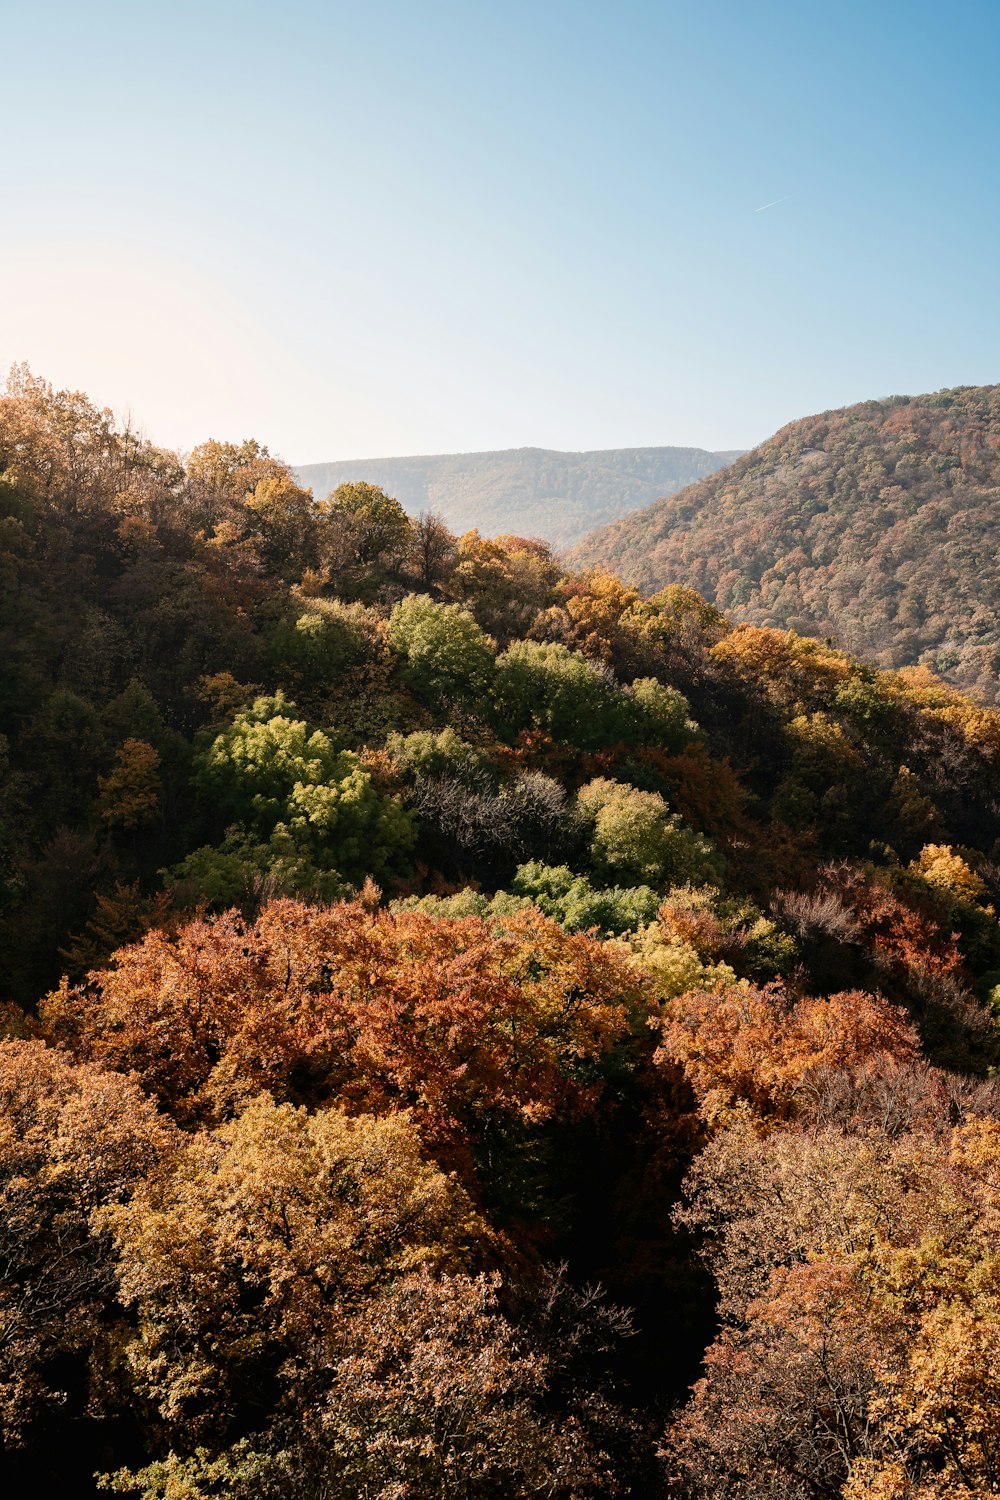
103,1266,641,1500
42,899,651,1199
97,737,162,831
664,1116,1000,1500
0,1040,177,1451
657,982,922,1128
103,1097,478,1441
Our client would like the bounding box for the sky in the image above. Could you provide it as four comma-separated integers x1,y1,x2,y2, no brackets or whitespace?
2,0,999,462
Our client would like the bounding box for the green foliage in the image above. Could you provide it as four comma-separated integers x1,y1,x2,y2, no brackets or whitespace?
618,676,698,750
396,863,661,937
509,862,661,935
269,597,379,689
394,887,507,921
492,641,620,748
193,693,415,883
323,480,411,565
165,827,352,908
576,778,723,888
492,644,697,753
386,726,491,781
389,592,496,703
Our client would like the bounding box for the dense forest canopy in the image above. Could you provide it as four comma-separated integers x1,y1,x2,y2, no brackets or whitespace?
294,444,742,550
5,366,1000,1496
570,385,1000,702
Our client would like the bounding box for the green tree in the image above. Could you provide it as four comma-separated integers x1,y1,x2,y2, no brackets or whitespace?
192,694,415,884
389,593,496,704
576,777,722,887
492,641,620,748
322,481,411,566
509,862,661,935
617,676,697,751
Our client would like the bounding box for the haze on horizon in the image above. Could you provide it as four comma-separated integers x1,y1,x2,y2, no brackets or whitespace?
3,0,999,465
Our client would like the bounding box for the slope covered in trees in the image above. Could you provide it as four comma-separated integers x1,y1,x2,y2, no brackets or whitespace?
295,444,742,549
570,385,1000,701
5,367,1000,1496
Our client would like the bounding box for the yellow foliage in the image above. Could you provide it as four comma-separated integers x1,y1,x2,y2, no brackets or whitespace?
97,738,161,830
911,843,987,900
101,1097,480,1432
624,924,735,1002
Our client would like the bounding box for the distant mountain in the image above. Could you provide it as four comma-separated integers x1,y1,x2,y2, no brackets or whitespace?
294,445,743,550
570,386,1000,702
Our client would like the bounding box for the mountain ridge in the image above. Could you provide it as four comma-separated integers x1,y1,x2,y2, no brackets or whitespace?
295,443,743,549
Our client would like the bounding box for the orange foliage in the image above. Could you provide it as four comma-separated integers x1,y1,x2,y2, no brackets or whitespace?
657,982,920,1126
43,899,650,1170
494,727,579,781
630,742,748,838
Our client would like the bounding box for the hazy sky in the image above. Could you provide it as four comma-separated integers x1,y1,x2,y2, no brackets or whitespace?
3,0,999,462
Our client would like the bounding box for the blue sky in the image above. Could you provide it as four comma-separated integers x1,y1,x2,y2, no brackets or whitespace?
3,0,998,461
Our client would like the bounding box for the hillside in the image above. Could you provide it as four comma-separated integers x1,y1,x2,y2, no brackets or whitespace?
8,370,1000,1495
295,443,742,548
570,385,1000,700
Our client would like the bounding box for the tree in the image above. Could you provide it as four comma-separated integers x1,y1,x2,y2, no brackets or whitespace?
453,531,559,640
492,641,620,749
576,778,723,888
0,1040,177,1450
409,510,457,593
388,592,496,704
509,861,661,936
42,899,650,1195
98,738,162,831
102,1267,640,1500
102,1097,478,1442
191,693,415,886
664,1117,1000,1500
321,481,411,567
657,983,921,1128
241,473,318,574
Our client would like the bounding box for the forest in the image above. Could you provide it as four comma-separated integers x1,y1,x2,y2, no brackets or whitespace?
4,365,1000,1497
570,384,1000,703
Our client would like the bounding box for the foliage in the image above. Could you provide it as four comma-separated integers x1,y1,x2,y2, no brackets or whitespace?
389,591,496,703
571,384,1000,701
657,982,921,1128
192,693,415,885
42,899,650,1158
0,1040,177,1448
98,738,162,831
664,1117,1000,1499
10,368,1000,1493
385,725,492,781
576,777,724,888
102,1097,478,1436
509,861,662,935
